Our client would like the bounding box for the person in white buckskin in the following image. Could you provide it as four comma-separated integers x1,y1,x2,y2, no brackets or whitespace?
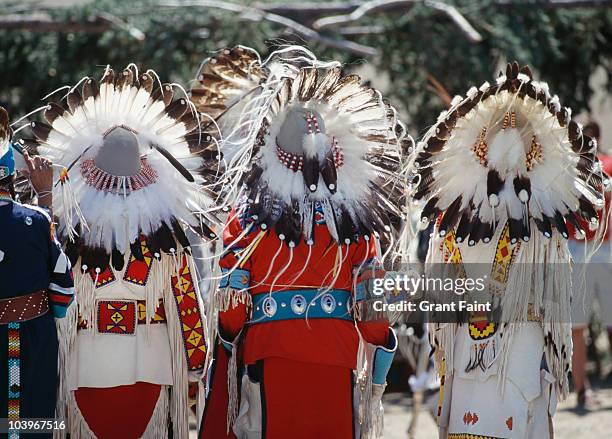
410,62,608,438
20,65,220,439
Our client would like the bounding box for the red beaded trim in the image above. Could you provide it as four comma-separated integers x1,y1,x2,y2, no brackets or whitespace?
275,137,344,172
331,137,344,167
80,157,158,194
102,124,138,137
305,112,322,135
276,146,304,171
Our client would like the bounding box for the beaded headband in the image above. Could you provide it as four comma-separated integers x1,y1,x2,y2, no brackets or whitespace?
80,156,158,194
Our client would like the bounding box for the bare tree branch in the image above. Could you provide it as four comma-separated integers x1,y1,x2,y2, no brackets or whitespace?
0,12,145,40
313,0,415,30
424,0,483,43
161,0,379,56
336,25,386,35
260,0,612,16
0,13,110,33
256,1,363,17
4,0,610,55
426,73,452,107
97,11,145,41
496,0,612,7
312,0,482,43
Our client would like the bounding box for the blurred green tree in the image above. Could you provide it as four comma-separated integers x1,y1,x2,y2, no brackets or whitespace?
0,0,610,132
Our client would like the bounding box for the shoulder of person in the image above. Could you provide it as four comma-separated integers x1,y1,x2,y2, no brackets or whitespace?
13,202,52,225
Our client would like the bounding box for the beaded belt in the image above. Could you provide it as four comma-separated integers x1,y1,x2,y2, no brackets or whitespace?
0,290,49,324
249,289,353,324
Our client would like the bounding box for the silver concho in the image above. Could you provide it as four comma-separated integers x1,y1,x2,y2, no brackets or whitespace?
321,293,337,314
290,294,307,315
25,216,33,226
262,297,277,318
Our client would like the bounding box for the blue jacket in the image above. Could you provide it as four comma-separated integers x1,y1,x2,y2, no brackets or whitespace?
0,200,74,317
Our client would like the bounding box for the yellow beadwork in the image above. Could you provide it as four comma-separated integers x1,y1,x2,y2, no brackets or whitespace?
526,135,542,171
472,127,488,166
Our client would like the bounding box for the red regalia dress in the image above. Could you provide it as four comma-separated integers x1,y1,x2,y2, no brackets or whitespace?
192,46,412,439
201,209,390,439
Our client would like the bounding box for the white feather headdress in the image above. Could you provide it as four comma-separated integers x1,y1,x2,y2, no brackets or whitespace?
411,62,608,246
417,63,610,402
192,46,413,250
18,64,219,270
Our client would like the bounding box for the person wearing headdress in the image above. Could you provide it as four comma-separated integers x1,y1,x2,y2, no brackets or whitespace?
567,120,612,408
18,66,220,438
410,63,608,438
191,46,411,439
0,106,75,439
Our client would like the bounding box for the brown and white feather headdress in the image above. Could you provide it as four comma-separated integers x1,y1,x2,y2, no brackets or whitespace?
415,63,609,401
192,46,412,253
191,45,268,120
411,62,608,246
17,65,219,270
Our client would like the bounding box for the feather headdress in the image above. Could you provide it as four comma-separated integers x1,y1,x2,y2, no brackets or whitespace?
18,65,220,272
192,46,412,253
411,62,608,246
417,62,610,401
191,46,268,120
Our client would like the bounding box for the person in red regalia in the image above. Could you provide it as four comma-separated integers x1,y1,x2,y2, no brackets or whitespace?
567,121,612,408
191,46,412,439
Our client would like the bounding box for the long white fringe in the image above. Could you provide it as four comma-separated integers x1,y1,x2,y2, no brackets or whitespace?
140,386,170,439
54,301,78,439
355,331,375,439
226,340,239,434
165,250,192,439
428,224,573,403
67,392,96,439
499,231,572,399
